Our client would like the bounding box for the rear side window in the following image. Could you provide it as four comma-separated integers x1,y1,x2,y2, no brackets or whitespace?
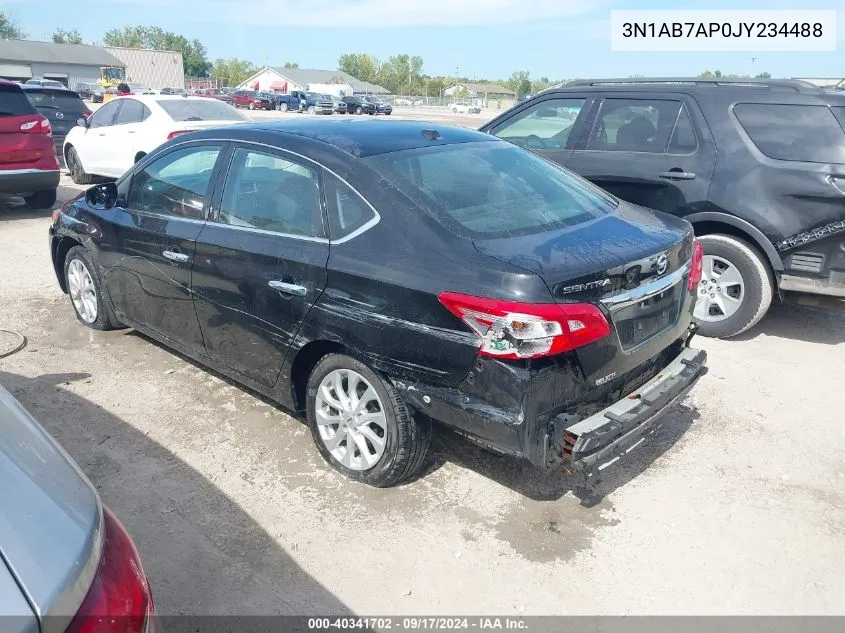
324,172,377,240
588,98,682,152
157,99,246,122
365,141,616,239
734,104,845,163
0,84,37,116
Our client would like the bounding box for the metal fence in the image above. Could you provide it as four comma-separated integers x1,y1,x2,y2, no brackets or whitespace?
380,95,516,111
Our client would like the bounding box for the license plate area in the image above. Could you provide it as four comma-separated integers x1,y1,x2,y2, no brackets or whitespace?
612,281,683,351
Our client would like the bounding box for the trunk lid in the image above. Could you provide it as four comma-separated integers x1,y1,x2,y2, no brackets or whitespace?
474,202,696,384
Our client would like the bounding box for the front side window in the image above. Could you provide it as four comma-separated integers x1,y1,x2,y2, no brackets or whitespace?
734,103,845,163
114,98,149,124
365,140,616,239
217,147,323,237
88,100,122,128
492,98,586,150
126,145,221,220
588,98,682,152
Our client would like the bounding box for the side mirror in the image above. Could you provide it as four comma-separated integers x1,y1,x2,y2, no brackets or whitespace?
77,117,89,128
85,182,118,209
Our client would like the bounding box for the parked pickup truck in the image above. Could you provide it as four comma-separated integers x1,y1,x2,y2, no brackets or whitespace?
275,91,306,112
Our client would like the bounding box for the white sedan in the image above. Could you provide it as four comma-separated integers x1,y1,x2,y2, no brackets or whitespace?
63,95,249,183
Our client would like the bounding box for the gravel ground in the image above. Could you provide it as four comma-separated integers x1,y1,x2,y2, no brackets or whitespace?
1,164,844,617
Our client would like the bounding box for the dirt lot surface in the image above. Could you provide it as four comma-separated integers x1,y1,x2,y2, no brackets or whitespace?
1,118,844,616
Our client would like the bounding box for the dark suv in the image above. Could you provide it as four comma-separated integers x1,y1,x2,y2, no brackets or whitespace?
342,96,376,115
22,85,91,170
481,78,845,338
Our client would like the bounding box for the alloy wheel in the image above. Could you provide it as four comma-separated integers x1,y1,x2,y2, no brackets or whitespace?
67,258,98,323
315,369,388,471
693,254,745,322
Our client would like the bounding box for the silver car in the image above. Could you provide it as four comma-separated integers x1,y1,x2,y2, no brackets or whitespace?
0,384,157,633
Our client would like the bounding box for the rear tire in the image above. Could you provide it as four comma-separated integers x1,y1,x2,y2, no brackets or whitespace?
280,102,288,112
693,234,773,338
67,146,93,185
24,189,57,210
306,354,431,487
356,106,363,115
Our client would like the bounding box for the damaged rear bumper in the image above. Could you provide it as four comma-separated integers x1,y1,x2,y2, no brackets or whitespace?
559,346,707,471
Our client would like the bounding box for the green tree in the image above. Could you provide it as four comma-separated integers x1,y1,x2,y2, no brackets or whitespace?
755,71,771,79
506,70,532,98
211,58,256,87
699,70,715,78
424,75,446,97
0,11,26,39
103,25,211,76
338,53,380,84
52,28,83,44
376,54,424,94
283,61,299,68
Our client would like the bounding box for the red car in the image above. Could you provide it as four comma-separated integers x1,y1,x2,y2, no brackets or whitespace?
232,89,274,110
195,88,235,106
0,79,60,209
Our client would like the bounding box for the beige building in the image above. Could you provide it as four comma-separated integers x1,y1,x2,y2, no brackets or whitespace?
103,47,185,90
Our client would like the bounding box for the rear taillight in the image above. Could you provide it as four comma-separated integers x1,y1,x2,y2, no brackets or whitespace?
82,109,93,118
65,508,154,633
166,130,190,140
439,292,611,359
20,116,52,135
688,238,704,290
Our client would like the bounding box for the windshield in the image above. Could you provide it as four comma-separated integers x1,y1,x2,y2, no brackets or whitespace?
24,89,86,111
365,141,617,239
157,99,248,122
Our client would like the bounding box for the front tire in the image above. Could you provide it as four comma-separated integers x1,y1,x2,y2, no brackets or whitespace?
306,354,431,487
355,106,363,115
24,189,57,209
280,102,288,112
693,234,773,338
64,246,121,331
248,102,255,110
67,146,93,185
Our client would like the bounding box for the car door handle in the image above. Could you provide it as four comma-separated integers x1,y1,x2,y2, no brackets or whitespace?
268,280,307,296
658,170,696,180
128,130,136,134
162,250,190,263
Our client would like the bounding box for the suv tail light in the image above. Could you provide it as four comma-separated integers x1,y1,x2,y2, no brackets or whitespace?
439,292,611,359
688,238,704,290
82,109,93,118
166,130,190,140
66,508,155,633
20,116,52,135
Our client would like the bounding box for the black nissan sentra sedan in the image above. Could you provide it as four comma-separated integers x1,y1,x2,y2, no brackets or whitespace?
49,119,707,487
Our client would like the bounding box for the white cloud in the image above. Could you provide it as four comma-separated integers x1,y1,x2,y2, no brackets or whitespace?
107,0,601,28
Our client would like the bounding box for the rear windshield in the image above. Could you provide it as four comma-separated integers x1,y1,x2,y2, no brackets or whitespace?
0,84,37,116
25,89,86,112
734,103,845,163
365,141,617,239
157,99,247,122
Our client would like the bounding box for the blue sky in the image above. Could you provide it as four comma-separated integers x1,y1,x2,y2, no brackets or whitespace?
3,0,842,80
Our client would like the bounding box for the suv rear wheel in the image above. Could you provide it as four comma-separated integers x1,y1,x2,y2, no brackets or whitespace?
306,354,431,487
24,189,57,209
67,146,93,185
693,234,773,338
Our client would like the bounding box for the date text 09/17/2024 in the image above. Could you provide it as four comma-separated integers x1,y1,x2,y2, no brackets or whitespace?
307,617,528,630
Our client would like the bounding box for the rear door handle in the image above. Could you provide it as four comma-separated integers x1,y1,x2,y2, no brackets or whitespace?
128,130,136,134
162,250,190,263
658,170,696,180
268,280,307,296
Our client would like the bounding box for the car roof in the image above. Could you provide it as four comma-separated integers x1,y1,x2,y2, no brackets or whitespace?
205,118,498,158
21,85,78,95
